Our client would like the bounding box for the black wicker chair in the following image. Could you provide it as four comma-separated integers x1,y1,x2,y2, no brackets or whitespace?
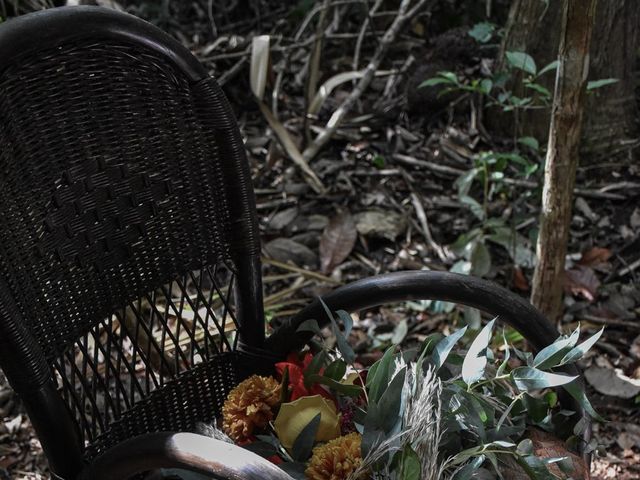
0,7,588,480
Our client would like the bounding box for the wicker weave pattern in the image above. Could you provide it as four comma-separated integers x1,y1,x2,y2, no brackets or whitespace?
0,41,233,360
0,38,259,459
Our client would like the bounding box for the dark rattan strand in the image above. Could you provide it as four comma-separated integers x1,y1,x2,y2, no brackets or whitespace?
0,41,237,362
83,352,243,460
51,264,242,450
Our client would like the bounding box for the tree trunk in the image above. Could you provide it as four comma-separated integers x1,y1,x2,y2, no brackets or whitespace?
531,0,597,322
498,0,639,162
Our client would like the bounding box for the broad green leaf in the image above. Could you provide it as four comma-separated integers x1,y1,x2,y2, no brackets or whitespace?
419,77,454,88
303,350,328,388
470,241,491,277
306,374,363,397
533,328,580,369
524,82,551,97
291,413,321,461
560,327,604,365
367,347,395,403
562,379,605,421
517,136,539,151
587,78,619,90
296,318,322,335
398,444,422,480
506,51,537,75
480,79,493,95
324,359,347,381
455,168,479,198
511,367,577,391
537,60,559,77
451,456,485,480
321,301,356,364
460,195,485,221
431,326,468,370
378,368,407,432
462,318,496,385
336,310,354,336
468,22,495,43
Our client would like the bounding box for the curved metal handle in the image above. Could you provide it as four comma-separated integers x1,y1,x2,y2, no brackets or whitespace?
266,270,560,357
79,432,294,480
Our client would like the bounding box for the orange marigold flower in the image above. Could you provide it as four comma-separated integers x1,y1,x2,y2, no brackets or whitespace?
222,375,281,442
305,433,364,480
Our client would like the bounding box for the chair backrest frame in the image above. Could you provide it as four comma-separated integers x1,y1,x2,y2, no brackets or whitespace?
0,7,265,478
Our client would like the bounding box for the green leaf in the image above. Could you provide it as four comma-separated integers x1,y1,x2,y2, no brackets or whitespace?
470,241,491,277
518,136,540,151
462,318,496,385
511,367,577,391
398,444,422,480
303,349,328,388
321,301,356,364
460,195,485,221
431,326,468,370
562,379,605,421
296,318,322,335
587,78,619,90
455,168,479,198
451,455,485,479
371,155,385,169
367,347,395,403
419,77,453,88
524,82,551,97
537,60,559,77
336,310,354,336
468,22,495,43
533,327,580,369
506,51,537,75
377,368,407,432
480,79,493,95
560,327,604,365
306,374,363,396
291,413,321,461
324,359,347,381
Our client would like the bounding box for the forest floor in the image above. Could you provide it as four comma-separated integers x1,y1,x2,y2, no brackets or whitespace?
1,1,640,479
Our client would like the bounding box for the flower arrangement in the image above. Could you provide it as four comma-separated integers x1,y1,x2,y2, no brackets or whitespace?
216,305,602,480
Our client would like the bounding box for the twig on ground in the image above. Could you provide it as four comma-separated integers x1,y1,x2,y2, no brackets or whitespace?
262,257,343,285
302,0,434,162
410,193,451,263
618,257,640,277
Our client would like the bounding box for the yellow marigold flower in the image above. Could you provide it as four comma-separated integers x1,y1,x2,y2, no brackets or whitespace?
305,433,364,480
222,375,281,442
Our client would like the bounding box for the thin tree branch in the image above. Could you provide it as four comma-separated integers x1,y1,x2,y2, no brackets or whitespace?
302,0,434,162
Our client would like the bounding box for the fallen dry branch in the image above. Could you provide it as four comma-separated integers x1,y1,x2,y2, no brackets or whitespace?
302,0,435,162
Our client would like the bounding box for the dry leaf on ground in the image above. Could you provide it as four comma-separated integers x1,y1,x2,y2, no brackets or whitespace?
319,211,357,274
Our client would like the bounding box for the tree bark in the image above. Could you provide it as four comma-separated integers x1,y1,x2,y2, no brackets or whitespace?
531,0,597,322
498,0,639,162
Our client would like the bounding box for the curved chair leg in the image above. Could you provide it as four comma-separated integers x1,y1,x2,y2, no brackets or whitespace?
79,432,293,480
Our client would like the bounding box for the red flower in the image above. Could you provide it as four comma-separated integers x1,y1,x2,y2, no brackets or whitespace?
275,352,334,402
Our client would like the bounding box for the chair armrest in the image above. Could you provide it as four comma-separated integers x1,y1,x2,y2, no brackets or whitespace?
79,432,293,480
